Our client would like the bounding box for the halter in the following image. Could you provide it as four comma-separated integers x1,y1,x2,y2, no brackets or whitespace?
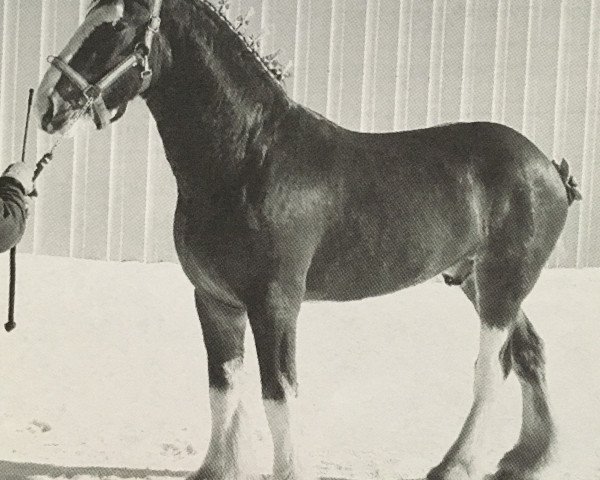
47,0,163,129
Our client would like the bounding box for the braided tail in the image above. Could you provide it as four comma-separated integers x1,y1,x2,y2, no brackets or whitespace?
553,158,583,206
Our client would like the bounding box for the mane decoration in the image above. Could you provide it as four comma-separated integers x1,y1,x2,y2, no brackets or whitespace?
202,0,293,83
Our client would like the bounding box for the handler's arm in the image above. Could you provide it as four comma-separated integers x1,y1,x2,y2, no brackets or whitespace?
0,177,28,253
0,163,34,253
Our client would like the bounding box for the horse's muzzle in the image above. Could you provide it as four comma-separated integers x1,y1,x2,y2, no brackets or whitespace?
39,91,78,135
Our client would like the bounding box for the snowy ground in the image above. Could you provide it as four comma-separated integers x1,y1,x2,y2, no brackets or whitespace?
0,254,599,480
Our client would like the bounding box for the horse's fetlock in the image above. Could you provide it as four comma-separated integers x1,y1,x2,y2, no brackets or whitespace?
510,320,546,384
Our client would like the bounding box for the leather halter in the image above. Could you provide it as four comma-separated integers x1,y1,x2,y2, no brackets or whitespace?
48,0,163,129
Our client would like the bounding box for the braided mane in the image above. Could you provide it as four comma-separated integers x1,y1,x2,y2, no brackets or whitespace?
200,0,293,83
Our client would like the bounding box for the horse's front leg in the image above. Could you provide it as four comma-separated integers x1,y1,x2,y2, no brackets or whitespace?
190,289,248,480
247,276,306,480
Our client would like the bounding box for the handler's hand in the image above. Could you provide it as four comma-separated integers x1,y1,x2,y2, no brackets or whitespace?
2,163,35,195
24,195,34,216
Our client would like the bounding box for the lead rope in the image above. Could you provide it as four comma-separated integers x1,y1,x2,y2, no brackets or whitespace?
5,90,93,333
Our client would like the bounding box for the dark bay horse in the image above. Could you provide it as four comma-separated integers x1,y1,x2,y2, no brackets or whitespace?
35,1,582,479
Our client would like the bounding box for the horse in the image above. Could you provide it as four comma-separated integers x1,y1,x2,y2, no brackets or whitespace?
34,1,582,479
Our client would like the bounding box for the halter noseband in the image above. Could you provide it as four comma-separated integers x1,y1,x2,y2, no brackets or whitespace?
48,0,163,129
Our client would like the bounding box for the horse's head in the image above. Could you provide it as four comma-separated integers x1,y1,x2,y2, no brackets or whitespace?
36,0,165,134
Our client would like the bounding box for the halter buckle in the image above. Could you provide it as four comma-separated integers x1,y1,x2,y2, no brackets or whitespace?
141,68,153,81
142,54,151,74
148,16,161,34
83,84,101,101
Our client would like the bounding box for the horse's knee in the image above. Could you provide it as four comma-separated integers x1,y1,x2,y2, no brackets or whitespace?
248,285,302,401
195,290,247,389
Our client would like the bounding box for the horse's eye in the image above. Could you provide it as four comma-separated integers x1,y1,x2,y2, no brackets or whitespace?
113,21,127,33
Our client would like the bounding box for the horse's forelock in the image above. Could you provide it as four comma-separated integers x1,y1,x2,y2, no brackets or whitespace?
86,0,122,14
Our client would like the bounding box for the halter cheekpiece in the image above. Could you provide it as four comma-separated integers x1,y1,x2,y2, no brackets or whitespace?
47,0,163,129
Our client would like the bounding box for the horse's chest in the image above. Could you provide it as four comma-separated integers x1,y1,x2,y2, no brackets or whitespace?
173,202,258,304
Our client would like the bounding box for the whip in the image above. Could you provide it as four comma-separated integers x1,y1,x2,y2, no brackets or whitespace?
5,89,34,333
5,90,93,332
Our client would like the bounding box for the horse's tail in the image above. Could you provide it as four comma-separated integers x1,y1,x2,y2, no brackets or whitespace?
552,158,582,206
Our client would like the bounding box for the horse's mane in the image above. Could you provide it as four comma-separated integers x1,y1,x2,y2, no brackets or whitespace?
198,0,293,84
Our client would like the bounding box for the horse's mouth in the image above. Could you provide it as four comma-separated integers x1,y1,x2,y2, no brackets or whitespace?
39,90,119,134
39,96,73,135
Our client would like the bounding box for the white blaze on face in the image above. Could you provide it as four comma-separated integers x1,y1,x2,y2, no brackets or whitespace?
34,0,125,131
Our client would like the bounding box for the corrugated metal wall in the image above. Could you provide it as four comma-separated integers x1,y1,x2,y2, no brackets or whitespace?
1,0,599,266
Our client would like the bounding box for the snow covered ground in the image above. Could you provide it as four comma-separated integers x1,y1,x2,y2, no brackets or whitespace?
0,254,599,480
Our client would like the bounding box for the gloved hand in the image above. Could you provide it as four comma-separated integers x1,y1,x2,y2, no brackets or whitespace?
2,163,35,195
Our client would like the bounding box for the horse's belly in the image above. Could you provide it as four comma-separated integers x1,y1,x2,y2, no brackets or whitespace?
305,214,481,302
305,255,453,302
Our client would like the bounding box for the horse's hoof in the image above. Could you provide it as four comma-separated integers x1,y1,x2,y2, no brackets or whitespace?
491,464,545,480
492,469,540,480
186,466,224,480
492,460,546,480
426,460,476,480
493,443,555,480
187,470,212,480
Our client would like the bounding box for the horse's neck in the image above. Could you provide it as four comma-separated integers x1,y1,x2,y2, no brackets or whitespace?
145,0,290,200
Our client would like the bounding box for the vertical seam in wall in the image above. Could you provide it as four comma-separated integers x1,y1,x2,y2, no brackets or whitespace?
106,124,119,261
335,0,346,124
437,0,447,125
325,0,339,119
8,0,22,163
143,120,156,263
552,0,569,161
302,0,312,106
292,0,304,101
491,0,506,123
459,0,474,121
522,0,535,135
372,0,382,131
500,0,511,124
360,0,376,131
427,0,446,126
402,0,414,129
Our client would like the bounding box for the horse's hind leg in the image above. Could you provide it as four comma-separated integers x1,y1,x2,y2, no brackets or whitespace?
495,312,557,479
428,251,557,480
190,290,248,480
427,275,512,480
